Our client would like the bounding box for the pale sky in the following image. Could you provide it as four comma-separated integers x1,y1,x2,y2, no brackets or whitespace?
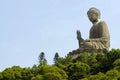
0,0,120,71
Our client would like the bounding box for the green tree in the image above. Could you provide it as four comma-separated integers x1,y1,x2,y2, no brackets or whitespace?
57,55,72,65
113,58,120,67
21,67,33,80
0,72,3,80
43,66,68,80
11,66,22,79
113,58,120,71
38,52,47,65
107,49,120,64
96,53,109,73
86,72,106,80
106,69,120,80
32,64,68,80
44,72,62,80
67,62,90,80
87,53,99,74
2,68,15,80
32,64,37,69
54,52,60,64
75,52,89,63
31,74,43,80
55,63,67,71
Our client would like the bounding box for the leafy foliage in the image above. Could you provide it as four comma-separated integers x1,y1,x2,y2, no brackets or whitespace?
67,62,90,80
54,52,60,64
38,52,47,65
1,49,120,80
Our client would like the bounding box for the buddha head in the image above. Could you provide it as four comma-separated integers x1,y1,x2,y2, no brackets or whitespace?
87,7,101,23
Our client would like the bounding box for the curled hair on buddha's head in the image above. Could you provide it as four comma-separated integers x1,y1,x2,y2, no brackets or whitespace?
87,7,101,19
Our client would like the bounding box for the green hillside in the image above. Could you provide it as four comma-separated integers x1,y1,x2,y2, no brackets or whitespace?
1,49,120,80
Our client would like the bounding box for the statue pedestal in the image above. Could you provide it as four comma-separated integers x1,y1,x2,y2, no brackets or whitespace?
69,48,106,59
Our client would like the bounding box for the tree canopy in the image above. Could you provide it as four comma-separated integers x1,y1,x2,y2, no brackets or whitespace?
1,49,120,80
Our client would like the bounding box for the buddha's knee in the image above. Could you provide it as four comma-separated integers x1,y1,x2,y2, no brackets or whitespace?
83,42,92,48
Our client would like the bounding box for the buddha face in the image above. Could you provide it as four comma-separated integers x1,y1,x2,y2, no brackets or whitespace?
88,12,98,23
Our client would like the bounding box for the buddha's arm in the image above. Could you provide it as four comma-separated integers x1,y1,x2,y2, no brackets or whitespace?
99,21,109,39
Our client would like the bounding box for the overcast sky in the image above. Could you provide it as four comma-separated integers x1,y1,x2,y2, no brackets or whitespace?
0,0,120,71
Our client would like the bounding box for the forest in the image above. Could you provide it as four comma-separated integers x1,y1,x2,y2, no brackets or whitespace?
1,49,120,80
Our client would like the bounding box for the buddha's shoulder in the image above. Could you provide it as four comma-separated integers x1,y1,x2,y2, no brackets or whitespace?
98,21,107,26
99,21,106,24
